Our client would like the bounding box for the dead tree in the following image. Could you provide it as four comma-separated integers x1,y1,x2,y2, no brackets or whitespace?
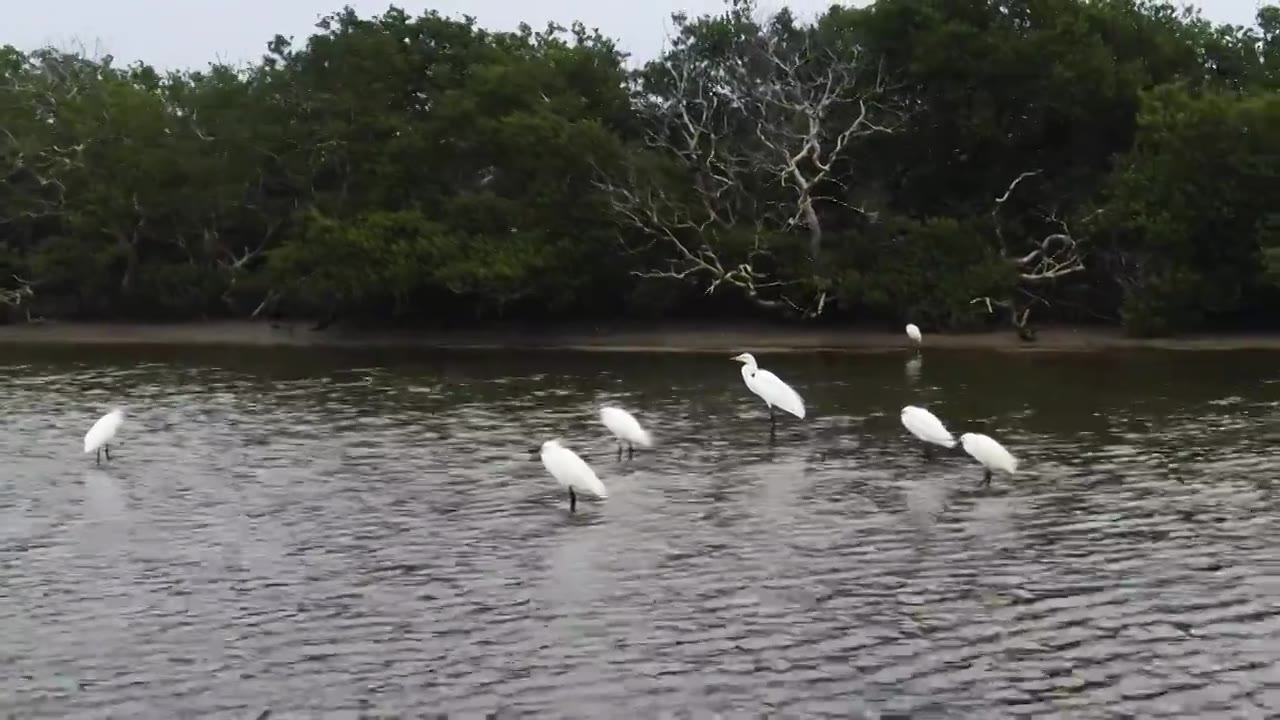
0,54,90,229
972,170,1093,338
0,276,37,323
0,50,102,321
596,8,900,318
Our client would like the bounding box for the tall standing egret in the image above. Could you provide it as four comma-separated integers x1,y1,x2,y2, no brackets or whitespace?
906,323,923,345
960,432,1018,487
533,439,608,513
84,409,124,465
900,405,956,458
599,406,652,460
731,352,805,437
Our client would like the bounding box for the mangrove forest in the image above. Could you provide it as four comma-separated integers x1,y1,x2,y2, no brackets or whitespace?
2,0,1279,336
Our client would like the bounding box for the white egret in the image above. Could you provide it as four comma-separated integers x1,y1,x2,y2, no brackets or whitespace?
534,439,608,512
900,405,956,458
960,432,1018,487
84,409,124,465
599,406,652,460
906,323,922,345
731,352,805,436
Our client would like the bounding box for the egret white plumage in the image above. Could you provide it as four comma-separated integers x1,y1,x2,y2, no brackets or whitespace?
599,406,652,460
900,405,956,458
906,323,922,345
533,439,608,512
731,353,805,436
84,409,124,465
960,432,1018,487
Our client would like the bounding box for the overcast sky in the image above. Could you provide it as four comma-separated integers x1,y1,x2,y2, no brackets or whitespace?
4,0,1268,70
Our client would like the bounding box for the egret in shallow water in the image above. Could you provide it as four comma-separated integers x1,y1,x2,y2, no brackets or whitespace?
599,406,652,460
960,432,1018,487
900,405,955,458
533,439,608,513
906,323,922,345
84,409,124,465
731,352,805,437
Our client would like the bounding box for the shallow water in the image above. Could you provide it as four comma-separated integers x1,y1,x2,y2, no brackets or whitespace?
2,345,1280,718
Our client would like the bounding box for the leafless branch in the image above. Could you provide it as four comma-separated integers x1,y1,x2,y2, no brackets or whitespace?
218,219,280,272
594,168,826,318
720,32,901,259
974,170,1098,334
0,276,36,318
988,170,1088,283
0,52,99,227
993,170,1042,206
597,14,901,319
250,289,281,319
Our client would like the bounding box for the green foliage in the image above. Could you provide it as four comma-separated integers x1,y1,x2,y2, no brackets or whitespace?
1102,84,1280,335
833,217,1014,328
0,1,1277,333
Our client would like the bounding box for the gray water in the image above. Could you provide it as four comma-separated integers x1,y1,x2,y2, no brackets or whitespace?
2,345,1280,718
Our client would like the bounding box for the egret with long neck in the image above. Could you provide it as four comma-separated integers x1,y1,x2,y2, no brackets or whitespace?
731,353,806,438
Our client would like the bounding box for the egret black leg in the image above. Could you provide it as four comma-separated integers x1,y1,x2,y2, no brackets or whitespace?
979,469,992,487
569,487,577,513
95,447,101,465
616,442,622,461
105,444,111,460
922,445,932,460
628,442,634,459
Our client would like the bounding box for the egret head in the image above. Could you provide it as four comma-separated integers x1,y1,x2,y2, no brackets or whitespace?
731,352,756,365
532,439,561,458
959,432,975,448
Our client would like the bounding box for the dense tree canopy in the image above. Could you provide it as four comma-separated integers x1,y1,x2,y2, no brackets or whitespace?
1,0,1277,336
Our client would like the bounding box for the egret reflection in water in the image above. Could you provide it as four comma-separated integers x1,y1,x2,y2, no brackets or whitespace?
905,354,922,383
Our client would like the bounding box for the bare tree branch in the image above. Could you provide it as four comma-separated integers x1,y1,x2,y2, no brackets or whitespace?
974,170,1096,334
0,275,38,323
988,169,1088,282
597,10,901,318
250,289,281,319
724,33,900,259
0,50,99,229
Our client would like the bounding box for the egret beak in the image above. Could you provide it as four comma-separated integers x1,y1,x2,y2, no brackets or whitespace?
731,354,746,363
528,447,541,459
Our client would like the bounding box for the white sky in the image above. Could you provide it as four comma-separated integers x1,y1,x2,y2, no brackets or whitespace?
4,0,1268,70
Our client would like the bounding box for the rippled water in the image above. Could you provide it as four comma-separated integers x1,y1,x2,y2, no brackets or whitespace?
2,345,1280,718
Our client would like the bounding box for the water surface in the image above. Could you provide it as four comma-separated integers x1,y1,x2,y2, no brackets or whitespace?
2,345,1279,718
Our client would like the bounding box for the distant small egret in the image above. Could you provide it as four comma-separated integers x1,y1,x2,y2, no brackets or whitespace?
84,409,124,465
906,323,922,345
599,406,652,460
533,439,608,512
731,352,805,436
960,432,1018,487
900,405,956,458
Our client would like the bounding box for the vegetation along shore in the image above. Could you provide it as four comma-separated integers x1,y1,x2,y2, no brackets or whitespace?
2,0,1279,339
2,321,1280,353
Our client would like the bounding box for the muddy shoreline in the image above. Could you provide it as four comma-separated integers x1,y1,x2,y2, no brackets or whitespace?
0,320,1276,352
